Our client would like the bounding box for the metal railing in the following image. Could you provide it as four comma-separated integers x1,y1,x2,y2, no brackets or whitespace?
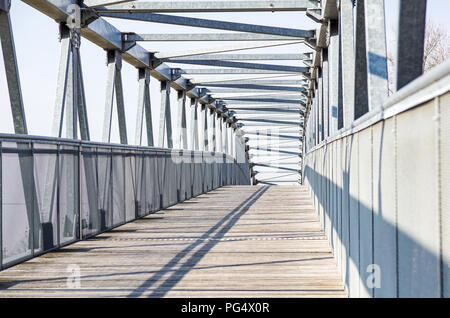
0,134,250,270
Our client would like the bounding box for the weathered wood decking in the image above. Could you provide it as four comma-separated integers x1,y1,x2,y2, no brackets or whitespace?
0,186,346,298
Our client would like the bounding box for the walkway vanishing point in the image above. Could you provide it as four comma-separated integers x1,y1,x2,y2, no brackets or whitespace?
0,186,346,298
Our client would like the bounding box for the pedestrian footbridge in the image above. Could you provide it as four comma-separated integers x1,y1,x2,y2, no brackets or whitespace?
0,0,448,298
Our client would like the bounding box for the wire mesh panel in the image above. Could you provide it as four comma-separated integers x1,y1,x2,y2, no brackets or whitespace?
174,151,185,202
151,152,161,212
112,151,125,226
135,153,147,217
1,142,34,266
192,152,203,196
80,147,99,238
166,155,178,207
33,143,58,254
0,136,250,272
184,152,193,200
144,153,156,214
58,145,79,245
97,149,112,231
204,157,212,192
124,151,136,222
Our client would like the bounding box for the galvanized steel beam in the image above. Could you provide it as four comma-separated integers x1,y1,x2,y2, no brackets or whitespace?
179,69,306,75
153,41,305,59
396,0,427,90
95,1,319,13
164,54,309,61
126,33,307,42
98,12,315,38
102,50,128,144
135,68,154,146
176,90,188,149
189,98,199,150
0,11,27,134
164,59,308,73
84,0,133,8
159,81,173,148
340,0,355,127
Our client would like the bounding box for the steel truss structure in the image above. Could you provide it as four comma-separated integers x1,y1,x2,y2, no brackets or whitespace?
0,0,434,192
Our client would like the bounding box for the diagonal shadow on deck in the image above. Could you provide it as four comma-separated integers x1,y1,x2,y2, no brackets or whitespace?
127,186,269,297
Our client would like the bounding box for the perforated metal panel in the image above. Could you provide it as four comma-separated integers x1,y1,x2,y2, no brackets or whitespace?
1,143,33,265
348,134,360,298
358,127,373,298
440,93,450,298
372,119,397,298
341,136,350,292
397,101,440,298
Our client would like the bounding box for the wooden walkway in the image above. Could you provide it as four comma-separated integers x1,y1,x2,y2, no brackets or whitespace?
0,186,346,298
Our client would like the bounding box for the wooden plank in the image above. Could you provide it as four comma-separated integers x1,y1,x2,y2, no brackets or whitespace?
0,186,346,298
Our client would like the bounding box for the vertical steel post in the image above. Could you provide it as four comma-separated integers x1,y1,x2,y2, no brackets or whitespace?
76,51,90,141
322,49,330,138
210,108,217,152
136,68,154,146
231,126,235,159
340,0,355,127
364,0,389,111
354,0,369,119
114,54,128,145
223,119,231,155
103,50,116,142
53,24,71,138
329,20,340,135
0,9,27,134
396,0,427,90
176,90,188,149
318,68,323,142
202,105,209,151
158,81,173,148
103,50,128,144
66,32,79,139
189,98,199,150
217,114,223,153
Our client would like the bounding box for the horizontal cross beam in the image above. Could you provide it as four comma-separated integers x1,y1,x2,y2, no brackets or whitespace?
95,1,319,13
179,69,307,75
152,41,305,59
98,12,316,38
126,33,310,42
164,54,309,61
194,80,307,85
84,0,133,8
203,85,306,92
166,60,308,73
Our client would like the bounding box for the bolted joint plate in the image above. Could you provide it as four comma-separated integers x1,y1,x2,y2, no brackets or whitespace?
0,0,11,12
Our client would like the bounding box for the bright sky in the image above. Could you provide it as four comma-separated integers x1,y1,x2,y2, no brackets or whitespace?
0,0,449,144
